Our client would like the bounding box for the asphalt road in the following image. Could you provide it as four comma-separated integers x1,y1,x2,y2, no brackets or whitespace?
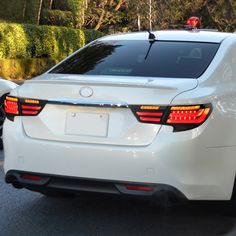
1,151,236,236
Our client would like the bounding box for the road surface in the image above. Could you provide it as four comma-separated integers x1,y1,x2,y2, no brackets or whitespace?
1,151,236,236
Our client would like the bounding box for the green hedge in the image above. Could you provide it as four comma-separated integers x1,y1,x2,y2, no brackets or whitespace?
84,29,105,44
0,59,57,80
41,10,75,28
0,23,103,61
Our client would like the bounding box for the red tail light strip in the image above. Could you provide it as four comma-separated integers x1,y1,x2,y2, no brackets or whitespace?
21,110,40,115
21,105,42,110
139,117,161,122
136,112,163,117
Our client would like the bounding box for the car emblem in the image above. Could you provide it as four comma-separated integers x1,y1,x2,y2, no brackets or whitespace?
79,87,93,98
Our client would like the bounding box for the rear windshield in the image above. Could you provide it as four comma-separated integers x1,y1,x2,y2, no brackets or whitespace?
50,40,219,78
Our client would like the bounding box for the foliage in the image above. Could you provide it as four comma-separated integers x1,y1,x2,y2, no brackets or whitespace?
84,29,105,43
51,0,85,28
41,10,75,27
0,58,57,80
126,0,236,32
84,0,126,32
0,0,235,32
0,22,94,60
0,0,40,24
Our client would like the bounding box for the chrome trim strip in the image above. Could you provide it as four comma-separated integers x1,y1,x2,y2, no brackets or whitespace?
47,98,129,108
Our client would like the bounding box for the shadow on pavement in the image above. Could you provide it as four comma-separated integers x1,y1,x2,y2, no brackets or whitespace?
1,192,236,236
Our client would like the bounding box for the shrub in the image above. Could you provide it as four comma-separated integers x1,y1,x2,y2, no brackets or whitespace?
41,10,75,27
0,58,57,80
0,22,103,60
53,0,85,28
84,29,105,44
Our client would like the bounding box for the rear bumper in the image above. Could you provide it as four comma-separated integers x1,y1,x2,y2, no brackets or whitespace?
3,118,236,200
5,170,187,199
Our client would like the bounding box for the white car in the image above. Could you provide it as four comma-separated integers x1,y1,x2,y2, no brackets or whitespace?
0,78,18,148
3,28,236,203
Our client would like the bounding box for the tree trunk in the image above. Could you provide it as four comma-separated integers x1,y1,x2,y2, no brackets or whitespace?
149,0,152,30
136,5,141,31
49,0,53,10
94,9,106,30
37,0,43,25
22,0,27,19
115,0,125,11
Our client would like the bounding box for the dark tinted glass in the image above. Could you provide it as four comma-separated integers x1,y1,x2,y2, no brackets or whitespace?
50,40,219,78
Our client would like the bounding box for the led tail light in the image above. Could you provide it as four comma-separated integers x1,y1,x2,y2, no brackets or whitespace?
4,97,19,115
21,105,43,115
167,106,210,124
134,106,164,124
4,96,45,120
132,104,211,132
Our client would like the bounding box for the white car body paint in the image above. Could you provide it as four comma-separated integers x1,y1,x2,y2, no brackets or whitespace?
3,30,236,200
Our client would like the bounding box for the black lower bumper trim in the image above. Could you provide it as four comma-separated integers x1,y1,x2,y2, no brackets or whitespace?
5,170,187,199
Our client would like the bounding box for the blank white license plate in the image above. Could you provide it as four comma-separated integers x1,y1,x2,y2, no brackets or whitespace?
65,112,109,137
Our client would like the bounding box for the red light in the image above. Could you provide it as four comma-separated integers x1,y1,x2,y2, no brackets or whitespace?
126,185,154,191
22,110,39,115
4,100,19,115
21,174,42,181
136,111,163,123
21,105,42,110
187,16,201,28
136,112,163,117
167,107,210,124
140,117,161,122
21,105,42,115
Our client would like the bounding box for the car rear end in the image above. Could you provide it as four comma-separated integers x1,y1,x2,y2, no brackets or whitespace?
4,31,236,201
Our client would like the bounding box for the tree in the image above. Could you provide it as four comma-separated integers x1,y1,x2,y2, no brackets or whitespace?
37,0,44,25
84,0,126,31
49,0,54,9
22,0,27,19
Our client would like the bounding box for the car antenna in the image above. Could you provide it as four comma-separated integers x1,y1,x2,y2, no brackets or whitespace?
145,30,156,60
148,30,156,42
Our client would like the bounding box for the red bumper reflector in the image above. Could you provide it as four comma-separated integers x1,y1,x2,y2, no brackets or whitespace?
126,185,154,191
21,174,43,181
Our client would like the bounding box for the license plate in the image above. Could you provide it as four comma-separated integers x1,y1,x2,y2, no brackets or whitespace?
65,112,109,137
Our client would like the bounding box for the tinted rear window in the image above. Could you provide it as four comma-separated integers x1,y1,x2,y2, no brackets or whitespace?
50,40,219,78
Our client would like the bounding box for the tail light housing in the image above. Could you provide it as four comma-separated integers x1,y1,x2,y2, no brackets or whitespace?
5,96,211,132
5,96,45,121
132,104,211,132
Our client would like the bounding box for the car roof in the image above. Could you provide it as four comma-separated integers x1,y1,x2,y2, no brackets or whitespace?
101,30,235,43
